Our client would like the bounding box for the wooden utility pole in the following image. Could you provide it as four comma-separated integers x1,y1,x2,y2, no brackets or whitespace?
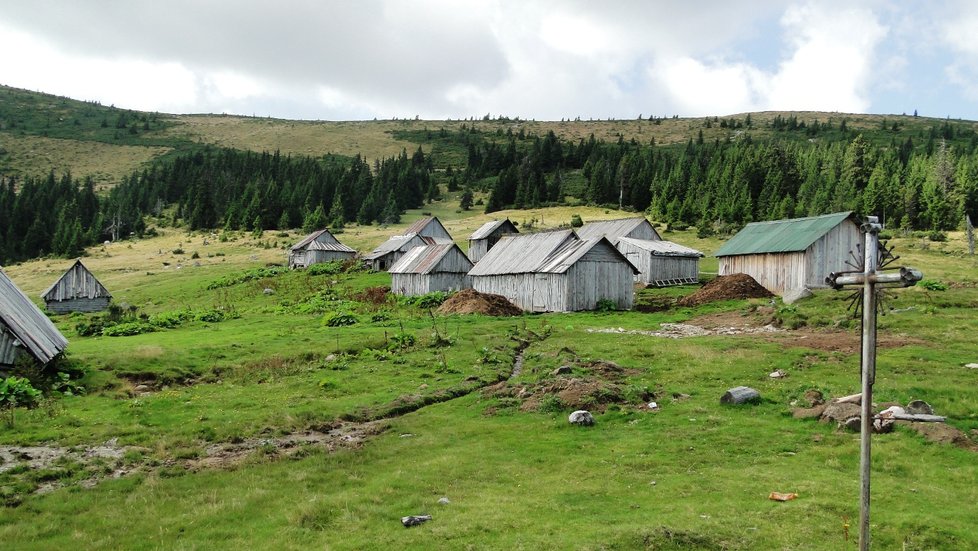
826,216,922,551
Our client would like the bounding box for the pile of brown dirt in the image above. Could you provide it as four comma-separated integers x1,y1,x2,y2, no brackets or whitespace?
437,288,523,316
354,286,391,305
677,274,773,306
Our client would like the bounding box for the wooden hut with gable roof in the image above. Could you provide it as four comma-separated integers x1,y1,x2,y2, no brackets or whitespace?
389,243,473,296
468,230,638,312
468,219,519,263
402,216,453,244
288,228,356,269
41,260,112,314
1,267,68,368
364,233,434,271
575,217,661,243
714,211,860,294
578,217,701,286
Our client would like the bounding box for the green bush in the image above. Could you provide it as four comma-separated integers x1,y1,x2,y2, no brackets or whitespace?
207,266,288,289
919,279,948,291
323,312,358,327
75,318,106,337
595,299,618,312
195,308,238,323
398,291,452,309
306,261,345,276
0,377,42,409
102,322,155,337
148,310,191,328
927,230,947,242
570,214,583,228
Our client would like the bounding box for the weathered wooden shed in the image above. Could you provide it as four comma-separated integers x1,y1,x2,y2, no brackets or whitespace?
364,233,434,271
402,216,454,244
288,228,356,269
714,211,861,294
468,219,519,263
1,267,68,368
389,243,474,296
617,237,703,286
575,217,661,243
468,230,638,312
41,260,112,314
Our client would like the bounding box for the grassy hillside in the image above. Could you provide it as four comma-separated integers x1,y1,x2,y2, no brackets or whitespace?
1,204,977,549
5,84,978,190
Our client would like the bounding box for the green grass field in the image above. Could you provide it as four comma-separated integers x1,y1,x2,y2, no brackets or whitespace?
1,212,977,550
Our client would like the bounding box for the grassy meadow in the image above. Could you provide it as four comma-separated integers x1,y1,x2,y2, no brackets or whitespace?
1,206,977,550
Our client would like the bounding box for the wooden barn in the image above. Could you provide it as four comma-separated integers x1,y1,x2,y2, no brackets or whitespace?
288,228,356,269
714,211,861,295
575,217,661,243
389,243,474,296
41,260,112,314
468,219,518,263
1,267,68,368
364,233,435,271
402,216,454,244
468,230,638,312
617,237,703,286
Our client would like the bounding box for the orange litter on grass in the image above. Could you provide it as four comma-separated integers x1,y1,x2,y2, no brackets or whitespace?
768,492,798,502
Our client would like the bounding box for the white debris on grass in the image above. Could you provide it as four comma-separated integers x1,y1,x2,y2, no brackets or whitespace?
587,323,781,339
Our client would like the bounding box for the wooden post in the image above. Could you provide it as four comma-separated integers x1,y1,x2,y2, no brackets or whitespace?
858,217,880,551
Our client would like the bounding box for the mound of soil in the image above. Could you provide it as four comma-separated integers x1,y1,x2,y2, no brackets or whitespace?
437,288,523,316
354,286,391,305
677,274,773,306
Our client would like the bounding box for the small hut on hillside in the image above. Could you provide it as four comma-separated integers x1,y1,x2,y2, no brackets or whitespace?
402,216,454,244
389,243,474,296
468,230,638,312
714,211,861,294
288,228,356,269
1,268,68,368
468,219,519,263
364,233,435,271
575,217,661,243
41,260,111,314
617,237,703,286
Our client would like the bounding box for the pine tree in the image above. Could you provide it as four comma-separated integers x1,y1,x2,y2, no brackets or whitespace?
459,186,473,211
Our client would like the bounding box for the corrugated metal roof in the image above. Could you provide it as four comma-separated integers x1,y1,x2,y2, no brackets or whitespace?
470,219,518,240
468,230,576,276
41,260,111,301
290,228,351,252
714,211,855,257
0,267,69,364
576,217,655,243
618,237,704,257
537,238,640,274
363,233,425,260
304,241,356,253
389,244,472,274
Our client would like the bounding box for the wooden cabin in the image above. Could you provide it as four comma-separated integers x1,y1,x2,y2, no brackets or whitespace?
575,217,661,243
468,219,519,263
1,267,68,368
364,233,434,271
288,228,356,269
617,237,703,286
389,243,474,296
402,216,453,244
714,211,861,294
468,230,638,312
41,260,112,314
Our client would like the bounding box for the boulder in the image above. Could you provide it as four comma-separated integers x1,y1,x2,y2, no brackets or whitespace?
821,402,861,424
782,287,814,305
802,389,825,407
720,386,760,405
552,365,573,376
568,410,594,426
906,400,934,415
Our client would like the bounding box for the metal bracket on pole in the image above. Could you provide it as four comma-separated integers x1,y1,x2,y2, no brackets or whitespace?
824,216,922,551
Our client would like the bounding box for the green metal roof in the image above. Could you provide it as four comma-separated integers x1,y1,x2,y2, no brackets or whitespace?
714,211,856,257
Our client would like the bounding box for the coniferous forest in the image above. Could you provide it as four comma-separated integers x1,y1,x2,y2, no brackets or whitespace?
2,114,978,265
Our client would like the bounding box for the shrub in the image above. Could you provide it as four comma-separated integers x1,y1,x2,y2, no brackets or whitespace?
75,318,106,337
172,248,185,255
570,214,583,228
927,230,947,242
0,377,42,409
195,308,238,323
387,332,416,350
306,261,344,276
323,312,358,327
399,291,451,309
207,266,288,289
148,310,191,328
919,279,948,291
595,299,618,312
102,322,155,337
538,394,565,413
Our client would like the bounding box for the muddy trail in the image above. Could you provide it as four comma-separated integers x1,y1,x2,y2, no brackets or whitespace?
0,334,536,504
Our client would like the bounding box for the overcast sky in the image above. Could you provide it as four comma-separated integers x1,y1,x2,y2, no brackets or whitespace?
1,1,977,121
